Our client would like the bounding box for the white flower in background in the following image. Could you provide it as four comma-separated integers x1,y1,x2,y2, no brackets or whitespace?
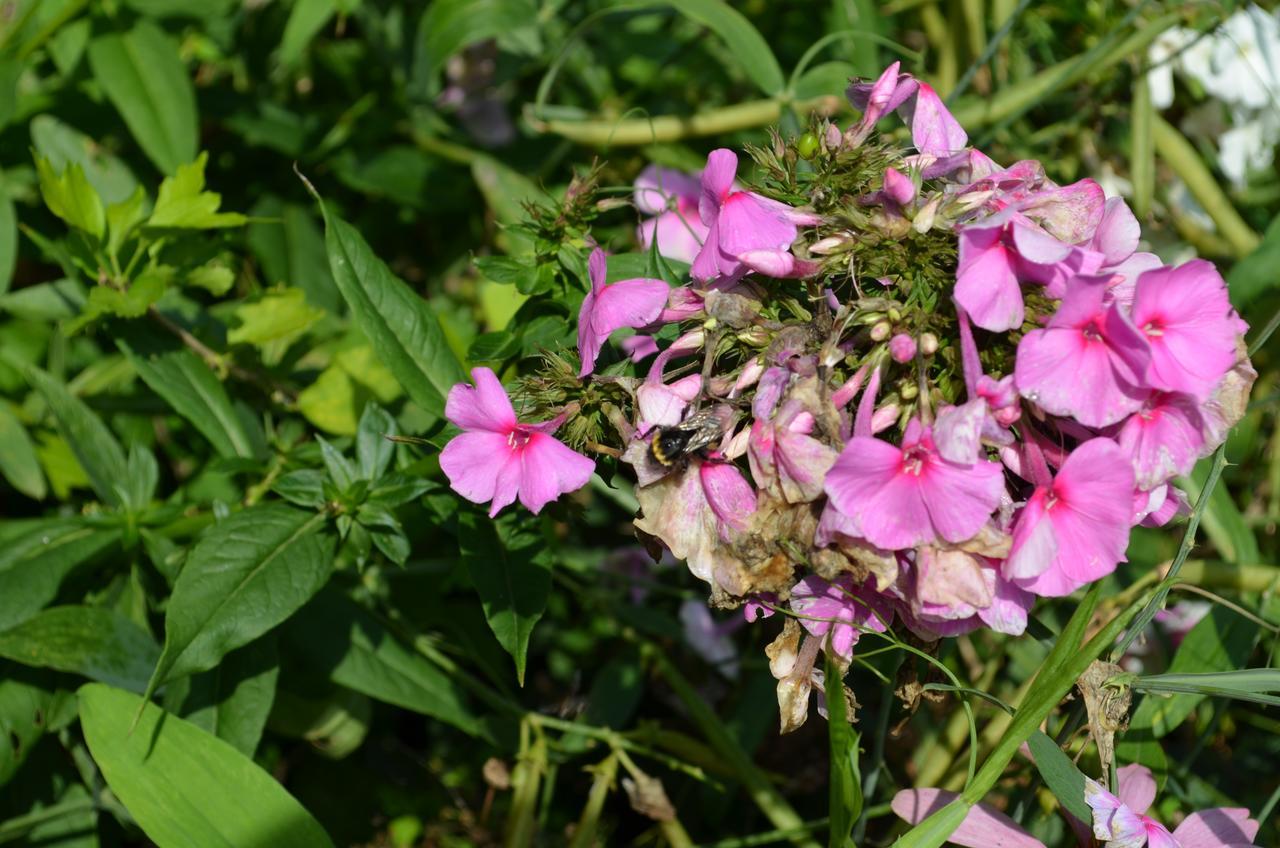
1148,4,1280,187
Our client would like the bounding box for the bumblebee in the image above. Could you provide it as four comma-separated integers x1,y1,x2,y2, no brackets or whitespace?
649,410,724,467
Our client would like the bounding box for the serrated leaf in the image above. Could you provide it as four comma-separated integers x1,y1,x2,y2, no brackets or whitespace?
87,22,197,175
458,511,551,685
317,198,465,421
146,152,247,229
66,266,170,333
145,504,333,696
0,606,160,694
78,683,335,848
272,469,327,508
35,156,104,239
227,287,324,364
284,587,483,736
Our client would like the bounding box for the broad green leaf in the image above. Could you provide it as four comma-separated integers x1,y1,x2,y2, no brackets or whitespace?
171,635,279,756
315,435,355,492
1126,606,1256,738
22,364,129,508
284,587,482,736
118,330,266,460
824,654,861,848
266,681,370,758
458,511,551,686
0,403,47,499
0,278,87,321
1026,730,1091,824
654,0,785,96
412,0,540,91
34,156,104,239
272,469,327,508
247,198,341,313
297,363,360,435
86,22,197,175
0,187,14,295
47,15,90,75
0,523,118,633
356,403,395,480
30,114,139,204
279,0,337,67
317,199,465,420
0,606,159,693
78,683,335,848
228,287,324,349
146,504,333,695
1227,212,1280,308
0,663,62,787
146,152,247,229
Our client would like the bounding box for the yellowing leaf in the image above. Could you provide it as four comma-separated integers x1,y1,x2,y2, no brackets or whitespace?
228,288,324,365
297,364,359,435
336,344,401,403
146,152,247,229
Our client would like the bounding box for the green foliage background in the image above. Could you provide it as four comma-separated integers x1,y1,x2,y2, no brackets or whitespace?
0,1,1277,846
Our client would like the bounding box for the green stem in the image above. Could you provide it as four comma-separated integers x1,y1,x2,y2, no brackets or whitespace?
0,799,96,843
1153,116,1260,257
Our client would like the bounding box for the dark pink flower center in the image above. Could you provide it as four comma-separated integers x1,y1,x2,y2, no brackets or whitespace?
506,428,533,451
1081,317,1105,343
901,444,930,476
1142,318,1164,337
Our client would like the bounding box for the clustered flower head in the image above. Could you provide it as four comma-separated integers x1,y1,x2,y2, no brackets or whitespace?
440,64,1255,731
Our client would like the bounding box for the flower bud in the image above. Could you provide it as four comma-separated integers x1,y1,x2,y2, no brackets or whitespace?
810,234,853,255
870,403,899,434
900,381,918,400
912,196,940,233
870,321,891,341
919,332,939,356
889,333,916,363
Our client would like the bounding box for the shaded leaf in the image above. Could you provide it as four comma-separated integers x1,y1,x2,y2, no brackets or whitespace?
825,654,861,848
171,634,279,756
0,402,47,499
0,606,159,693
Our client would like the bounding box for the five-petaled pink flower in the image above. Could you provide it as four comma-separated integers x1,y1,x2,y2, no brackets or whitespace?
635,165,710,264
577,247,670,378
1015,274,1151,427
1005,438,1134,597
790,574,891,662
440,367,595,516
824,418,1004,550
692,148,822,283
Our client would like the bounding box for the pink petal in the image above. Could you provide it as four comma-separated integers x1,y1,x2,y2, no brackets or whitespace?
892,789,1046,848
718,192,798,256
1093,196,1141,266
1131,260,1240,399
1085,779,1148,848
956,227,1023,332
1116,764,1157,816
446,367,518,432
634,164,700,215
578,276,670,377
699,461,756,534
976,573,1034,635
517,432,594,514
933,400,986,464
883,167,916,205
588,247,607,293
700,148,738,224
1146,820,1181,848
1171,808,1260,848
826,437,933,549
904,82,968,155
637,373,701,428
1006,494,1057,580
1010,221,1073,265
1022,179,1106,243
739,249,798,277
692,219,736,283
917,452,1004,545
440,430,519,510
1115,393,1205,489
621,334,659,362
774,427,839,503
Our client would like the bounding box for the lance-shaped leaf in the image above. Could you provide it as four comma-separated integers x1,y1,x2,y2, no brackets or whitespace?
0,606,159,694
0,522,120,631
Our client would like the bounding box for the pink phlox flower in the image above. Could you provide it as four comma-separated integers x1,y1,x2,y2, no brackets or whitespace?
577,248,670,377
892,788,1047,848
1015,273,1151,428
790,574,891,662
1085,767,1262,848
979,375,1022,426
1005,438,1134,597
692,148,822,283
1016,177,1106,244
440,367,595,516
1138,482,1188,528
1113,392,1205,489
955,210,1069,332
1089,195,1142,268
824,418,1004,550
846,62,968,155
635,165,710,264
1130,259,1244,400
748,398,839,503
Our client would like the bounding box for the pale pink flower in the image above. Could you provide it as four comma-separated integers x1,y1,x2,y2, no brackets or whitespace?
748,399,839,503
691,149,821,283
440,367,595,516
635,165,709,264
1086,765,1260,847
1005,438,1134,597
1130,259,1244,399
577,248,670,377
1015,274,1151,427
790,574,892,662
1113,393,1205,489
846,62,968,155
892,788,1045,848
824,418,1004,550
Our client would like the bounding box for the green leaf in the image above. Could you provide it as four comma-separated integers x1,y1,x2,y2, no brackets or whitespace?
1126,606,1257,738
272,469,327,508
78,683,335,848
0,664,62,787
30,114,140,204
297,364,360,435
105,185,147,257
316,198,465,421
0,522,119,632
1026,730,1091,824
86,22,197,175
118,329,266,460
247,198,341,313
187,262,235,295
34,156,105,239
1182,460,1260,564
824,654,860,848
1131,669,1280,706
654,0,785,96
22,363,129,508
0,606,159,694
315,435,355,492
228,287,324,348
284,587,483,737
279,0,337,67
171,635,279,756
0,403,47,499
1227,212,1280,308
356,403,395,480
0,188,14,296
65,265,170,333
146,152,247,229
412,0,540,91
458,511,551,686
145,504,333,696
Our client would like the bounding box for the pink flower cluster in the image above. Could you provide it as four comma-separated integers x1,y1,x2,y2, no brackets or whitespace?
439,63,1255,731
